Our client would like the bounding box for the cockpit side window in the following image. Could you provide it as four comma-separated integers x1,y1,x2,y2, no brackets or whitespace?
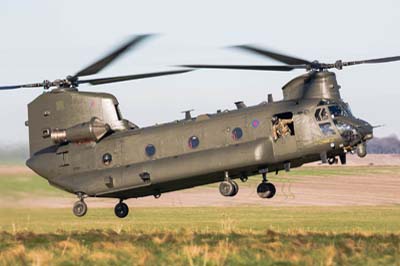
315,109,321,120
319,123,336,136
315,108,329,121
315,106,336,136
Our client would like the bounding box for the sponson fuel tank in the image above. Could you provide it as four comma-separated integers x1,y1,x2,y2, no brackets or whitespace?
281,71,341,101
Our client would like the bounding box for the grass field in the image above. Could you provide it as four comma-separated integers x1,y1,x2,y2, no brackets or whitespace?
0,207,400,266
1,164,400,265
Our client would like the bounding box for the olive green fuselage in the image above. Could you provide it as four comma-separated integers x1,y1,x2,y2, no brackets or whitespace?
26,71,372,199
27,94,345,199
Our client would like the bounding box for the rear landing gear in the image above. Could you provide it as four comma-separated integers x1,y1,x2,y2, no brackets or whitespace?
219,180,239,197
73,193,87,217
257,169,276,199
114,200,129,218
219,171,239,197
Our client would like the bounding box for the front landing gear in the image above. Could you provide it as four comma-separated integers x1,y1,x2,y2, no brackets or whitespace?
73,193,87,217
114,200,129,218
257,169,276,199
257,182,276,199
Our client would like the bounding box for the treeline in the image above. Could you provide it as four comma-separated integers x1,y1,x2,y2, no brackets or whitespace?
0,143,28,163
367,135,400,154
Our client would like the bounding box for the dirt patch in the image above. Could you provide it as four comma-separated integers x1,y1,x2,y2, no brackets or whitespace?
0,165,33,175
2,169,399,209
1,155,399,208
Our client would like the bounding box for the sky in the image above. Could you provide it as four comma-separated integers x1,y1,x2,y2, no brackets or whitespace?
0,0,399,144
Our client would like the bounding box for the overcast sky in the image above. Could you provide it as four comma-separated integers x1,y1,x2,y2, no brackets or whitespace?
0,0,399,144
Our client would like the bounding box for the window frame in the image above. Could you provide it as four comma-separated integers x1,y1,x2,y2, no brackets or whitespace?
145,144,156,157
188,135,200,149
231,127,243,141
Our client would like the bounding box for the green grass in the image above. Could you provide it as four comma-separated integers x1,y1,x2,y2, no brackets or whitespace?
1,230,400,266
0,174,60,197
0,207,400,266
1,165,400,265
0,172,69,198
1,206,400,234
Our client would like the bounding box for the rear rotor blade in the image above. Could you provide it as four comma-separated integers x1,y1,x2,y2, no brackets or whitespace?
233,45,311,65
180,64,306,71
0,81,49,90
74,34,152,78
78,69,193,85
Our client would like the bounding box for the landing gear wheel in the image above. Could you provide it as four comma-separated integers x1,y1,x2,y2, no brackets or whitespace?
257,182,276,199
154,190,161,199
73,200,87,217
240,175,248,183
219,181,236,197
328,157,336,165
230,180,239,197
357,143,367,158
114,202,129,218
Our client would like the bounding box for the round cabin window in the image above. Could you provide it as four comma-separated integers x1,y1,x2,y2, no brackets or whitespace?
145,144,156,157
102,153,112,165
188,136,200,149
232,127,243,140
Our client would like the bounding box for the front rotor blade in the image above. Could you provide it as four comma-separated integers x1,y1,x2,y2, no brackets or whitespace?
78,69,193,85
180,64,305,71
233,45,311,65
74,34,152,78
342,56,400,67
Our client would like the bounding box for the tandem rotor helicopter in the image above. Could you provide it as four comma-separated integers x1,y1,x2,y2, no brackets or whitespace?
1,35,399,218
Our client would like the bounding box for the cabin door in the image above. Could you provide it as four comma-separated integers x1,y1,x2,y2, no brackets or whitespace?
294,109,324,151
271,112,298,159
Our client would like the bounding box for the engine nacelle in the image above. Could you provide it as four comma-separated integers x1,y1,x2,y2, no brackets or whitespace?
51,117,110,144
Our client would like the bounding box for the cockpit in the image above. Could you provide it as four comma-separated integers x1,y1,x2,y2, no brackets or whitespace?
314,99,372,146
328,105,352,119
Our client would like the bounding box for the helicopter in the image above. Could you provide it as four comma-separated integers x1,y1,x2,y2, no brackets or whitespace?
1,36,399,218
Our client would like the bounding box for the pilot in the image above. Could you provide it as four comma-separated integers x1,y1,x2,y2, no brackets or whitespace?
272,116,293,141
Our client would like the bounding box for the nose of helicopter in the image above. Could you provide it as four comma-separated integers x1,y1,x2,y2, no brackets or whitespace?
356,119,374,141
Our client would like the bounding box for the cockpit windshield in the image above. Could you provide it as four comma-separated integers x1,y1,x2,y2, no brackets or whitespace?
328,105,352,119
333,120,353,133
334,119,357,142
